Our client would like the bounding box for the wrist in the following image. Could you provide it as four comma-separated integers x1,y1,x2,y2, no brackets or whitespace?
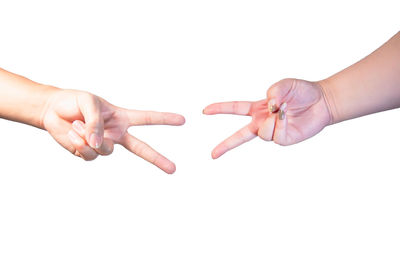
0,69,61,129
37,85,61,130
316,79,339,125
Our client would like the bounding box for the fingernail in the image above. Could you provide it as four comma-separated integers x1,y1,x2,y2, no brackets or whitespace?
68,130,80,144
268,99,278,113
278,110,285,120
72,121,84,134
279,103,287,120
89,133,102,149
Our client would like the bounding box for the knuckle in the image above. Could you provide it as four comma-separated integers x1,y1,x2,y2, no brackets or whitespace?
74,140,86,151
151,154,161,165
233,101,239,112
144,112,152,125
81,91,95,101
161,114,167,125
79,92,100,111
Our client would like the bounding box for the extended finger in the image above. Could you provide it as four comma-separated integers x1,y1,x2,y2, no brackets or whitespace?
72,120,114,156
125,109,185,126
67,129,99,161
212,124,257,159
203,101,253,115
121,134,176,174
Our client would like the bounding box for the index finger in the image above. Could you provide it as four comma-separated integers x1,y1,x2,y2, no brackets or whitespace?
125,109,185,126
120,134,177,174
203,101,253,115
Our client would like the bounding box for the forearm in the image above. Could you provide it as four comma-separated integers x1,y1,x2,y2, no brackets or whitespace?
319,32,400,124
0,68,58,129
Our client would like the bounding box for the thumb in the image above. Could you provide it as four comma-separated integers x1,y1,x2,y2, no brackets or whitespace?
77,92,104,149
266,78,296,111
273,103,290,145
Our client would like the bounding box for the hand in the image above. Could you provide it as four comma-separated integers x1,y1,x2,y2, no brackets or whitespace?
41,89,185,174
203,78,331,159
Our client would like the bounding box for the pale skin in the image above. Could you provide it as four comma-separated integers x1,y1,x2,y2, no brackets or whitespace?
204,32,400,159
1,33,399,166
0,68,185,174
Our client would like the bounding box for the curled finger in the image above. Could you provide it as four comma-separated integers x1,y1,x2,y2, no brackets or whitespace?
72,120,114,156
67,129,99,161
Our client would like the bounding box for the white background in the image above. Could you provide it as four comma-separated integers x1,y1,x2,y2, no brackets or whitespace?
0,0,399,260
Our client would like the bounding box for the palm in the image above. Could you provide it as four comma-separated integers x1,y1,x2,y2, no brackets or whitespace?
101,106,130,143
203,79,330,158
42,90,123,146
270,79,330,144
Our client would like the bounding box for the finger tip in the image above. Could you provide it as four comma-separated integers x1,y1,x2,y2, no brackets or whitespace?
178,115,186,125
211,150,220,160
202,107,212,115
165,163,176,174
169,114,186,125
